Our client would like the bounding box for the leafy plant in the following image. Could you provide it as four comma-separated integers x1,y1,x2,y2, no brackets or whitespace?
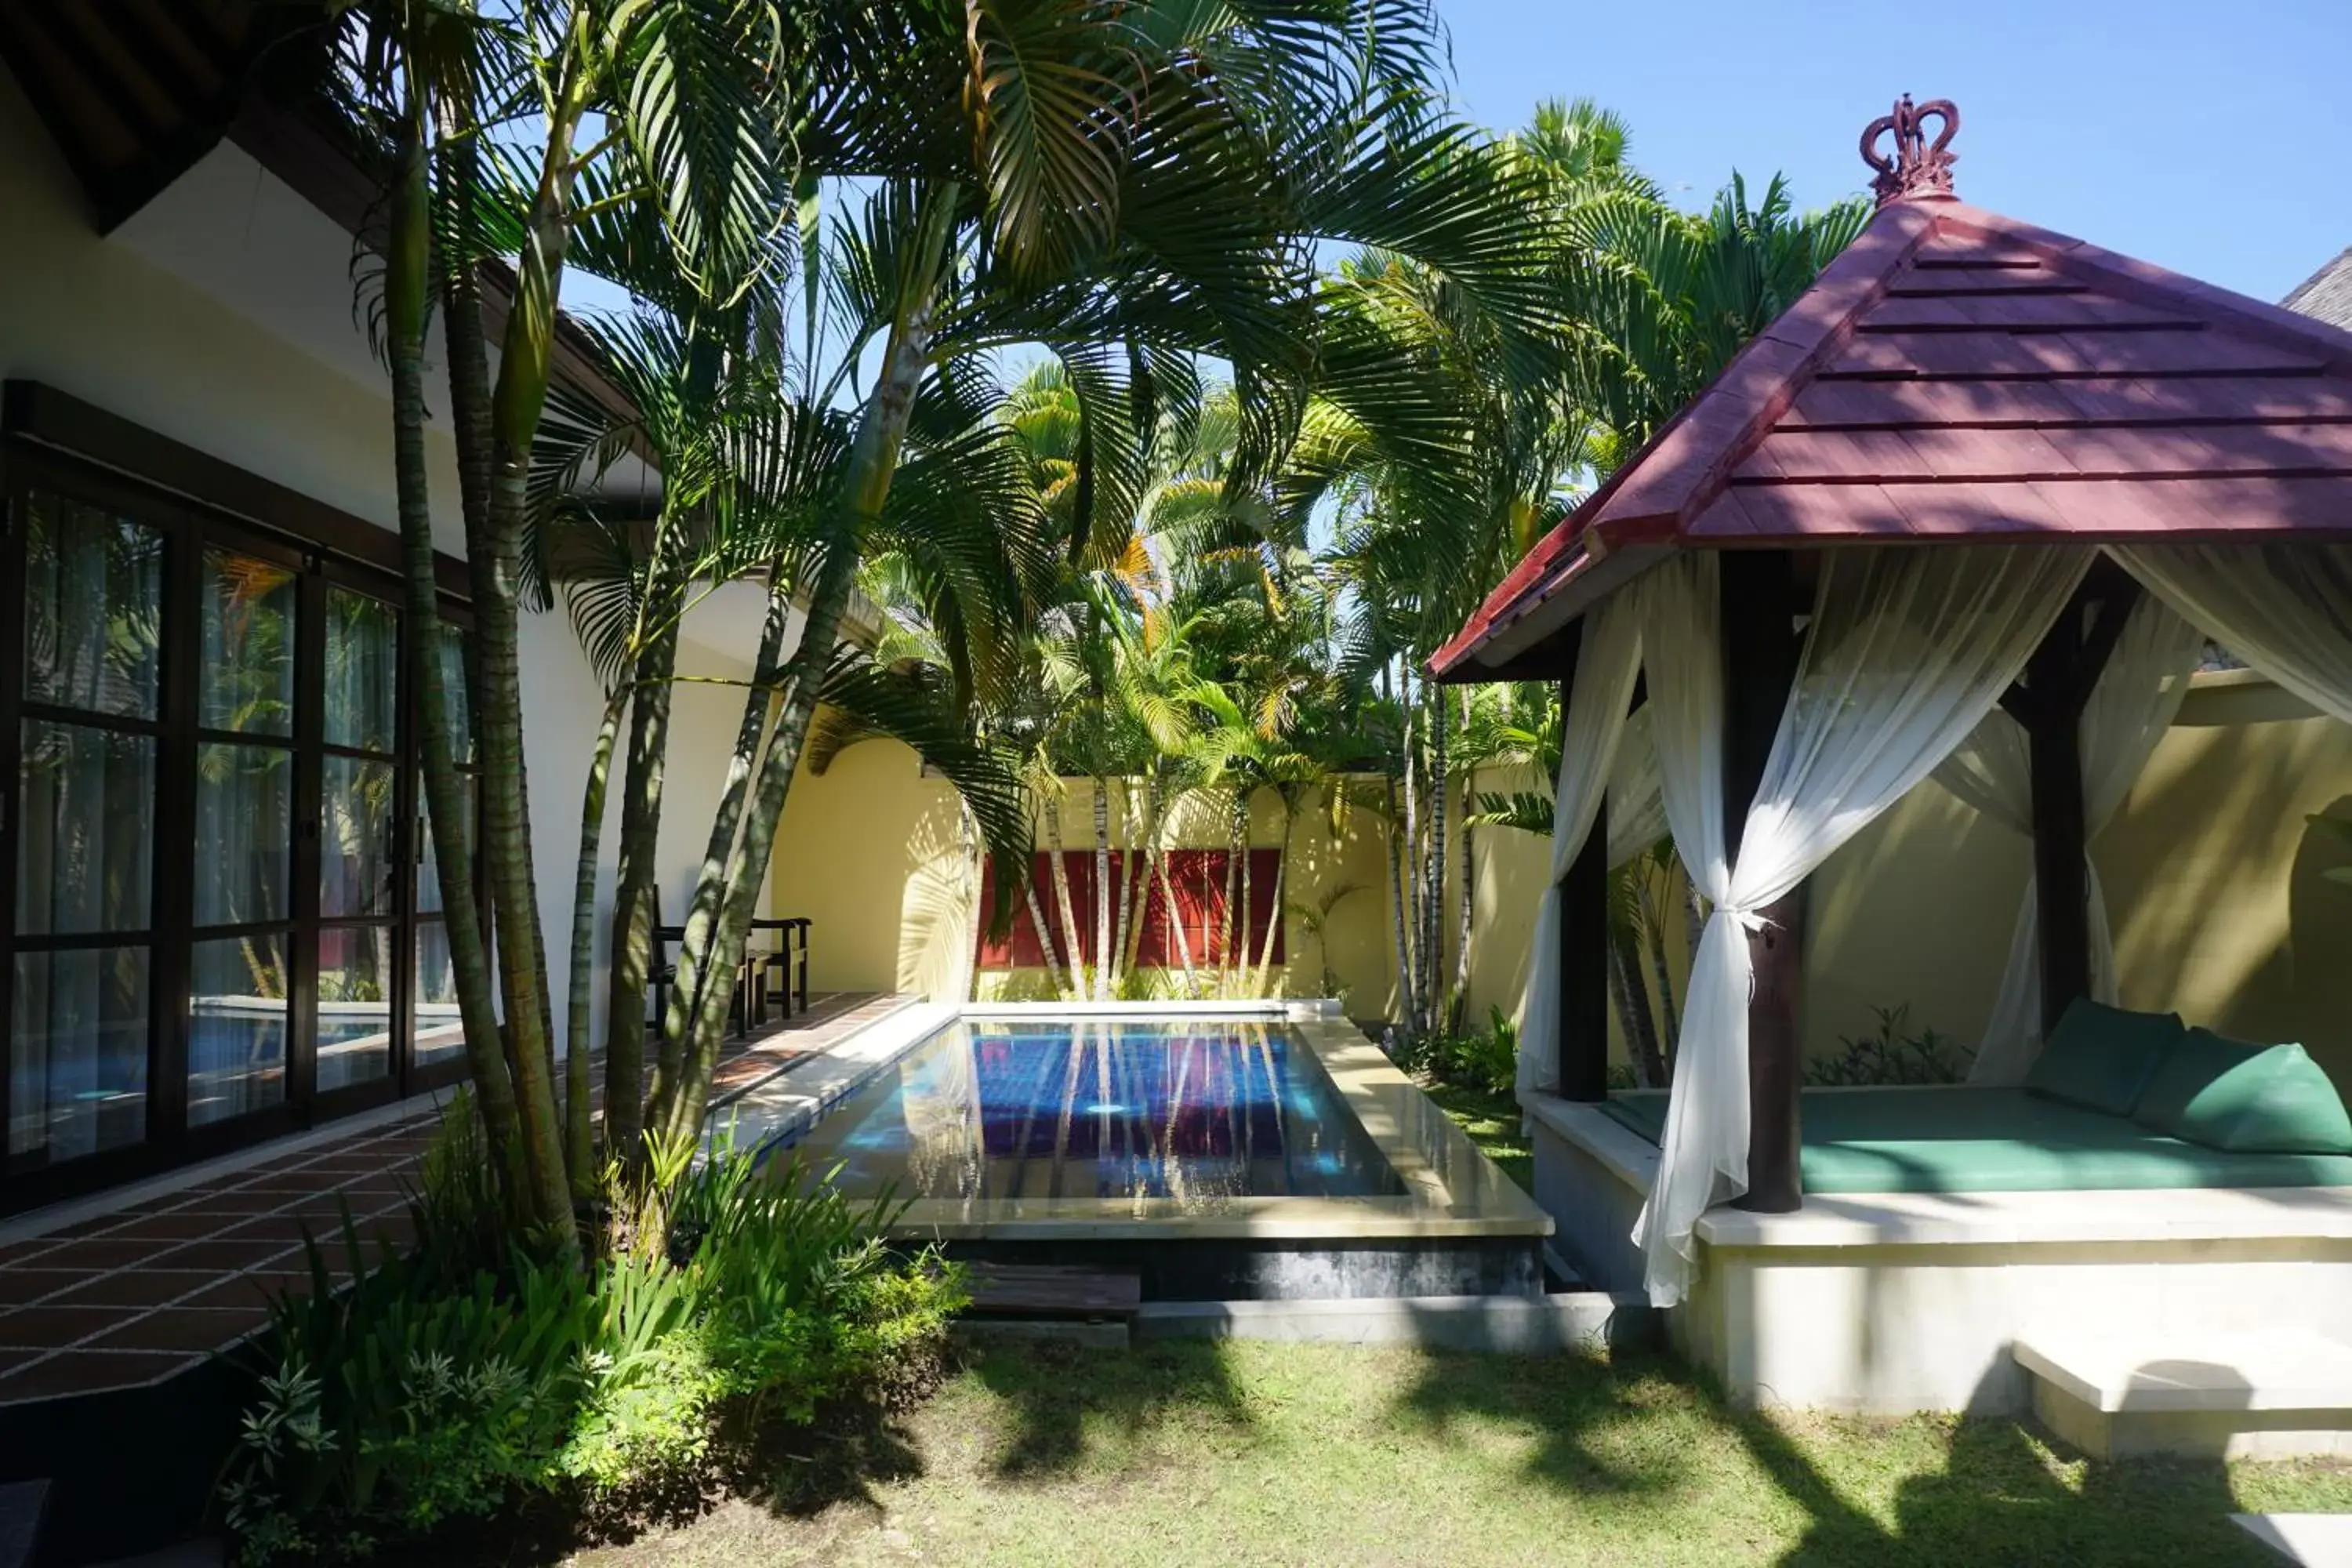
1392,1004,1519,1097
1806,1005,1975,1087
219,1109,967,1563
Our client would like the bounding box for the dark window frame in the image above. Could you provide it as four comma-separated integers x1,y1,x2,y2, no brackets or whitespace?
0,386,481,1213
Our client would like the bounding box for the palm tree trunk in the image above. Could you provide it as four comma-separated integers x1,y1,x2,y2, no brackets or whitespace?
603,619,677,1163
651,180,958,1145
1637,868,1682,1049
1452,693,1474,1033
1222,793,1247,992
956,798,982,1002
1109,780,1140,996
1045,807,1083,999
1156,848,1199,998
1607,930,1664,1090
1384,771,1413,1040
1091,776,1110,1001
1254,803,1292,997
385,75,522,1217
646,582,792,1134
1023,871,1066,996
1120,778,1158,983
1427,691,1449,1037
563,689,626,1191
1399,688,1421,1035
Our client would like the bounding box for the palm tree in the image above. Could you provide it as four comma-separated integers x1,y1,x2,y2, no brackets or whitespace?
336,0,816,1242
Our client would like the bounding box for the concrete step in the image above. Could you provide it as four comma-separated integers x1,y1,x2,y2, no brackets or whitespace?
2016,1330,2352,1459
964,1262,1142,1320
2232,1515,2352,1566
1133,1290,1656,1355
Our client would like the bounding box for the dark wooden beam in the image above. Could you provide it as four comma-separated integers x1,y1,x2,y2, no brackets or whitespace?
1721,551,1806,1214
2022,575,2142,1033
1555,659,1613,1102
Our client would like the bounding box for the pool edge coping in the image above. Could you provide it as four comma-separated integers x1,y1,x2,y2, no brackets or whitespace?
775,1002,1555,1243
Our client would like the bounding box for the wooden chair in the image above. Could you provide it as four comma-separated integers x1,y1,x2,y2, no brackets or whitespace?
648,893,758,1040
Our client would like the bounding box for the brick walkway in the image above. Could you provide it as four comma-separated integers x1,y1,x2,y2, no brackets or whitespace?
0,993,897,1407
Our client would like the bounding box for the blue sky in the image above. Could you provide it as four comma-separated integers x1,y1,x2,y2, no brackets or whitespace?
1436,0,2352,303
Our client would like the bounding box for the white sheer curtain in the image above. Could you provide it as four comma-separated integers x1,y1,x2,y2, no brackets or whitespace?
1940,597,2205,1083
2114,543,2352,727
1632,546,2092,1305
1514,594,1644,1102
1606,708,1668,868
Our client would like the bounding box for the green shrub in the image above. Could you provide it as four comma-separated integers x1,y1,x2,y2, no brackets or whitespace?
1807,1004,1974,1086
1393,1006,1520,1098
217,1106,967,1564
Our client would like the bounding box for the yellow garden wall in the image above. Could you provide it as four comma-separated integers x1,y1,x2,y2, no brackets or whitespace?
767,741,1396,1010
770,680,2352,1091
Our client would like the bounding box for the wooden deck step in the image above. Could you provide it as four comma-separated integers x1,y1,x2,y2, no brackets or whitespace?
964,1263,1142,1320
2016,1330,2352,1459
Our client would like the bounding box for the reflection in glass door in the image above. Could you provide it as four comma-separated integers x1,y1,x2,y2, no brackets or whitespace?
318,585,401,1093
185,547,299,1126
412,626,474,1069
1,448,486,1206
11,493,163,1162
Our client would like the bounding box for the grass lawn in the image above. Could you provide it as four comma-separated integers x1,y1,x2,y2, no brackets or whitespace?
572,1338,2352,1566
557,1070,2350,1566
1418,1076,1532,1192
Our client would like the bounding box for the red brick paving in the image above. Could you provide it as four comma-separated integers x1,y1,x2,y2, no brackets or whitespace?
0,993,891,1406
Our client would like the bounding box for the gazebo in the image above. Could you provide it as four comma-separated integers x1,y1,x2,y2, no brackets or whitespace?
1434,99,2352,1429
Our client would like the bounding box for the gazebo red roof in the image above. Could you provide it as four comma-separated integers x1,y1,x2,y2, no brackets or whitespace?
1432,100,2352,682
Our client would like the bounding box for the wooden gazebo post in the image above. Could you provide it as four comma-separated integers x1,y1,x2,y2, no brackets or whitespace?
2007,569,2141,1033
1723,552,1808,1214
1555,636,1612,1103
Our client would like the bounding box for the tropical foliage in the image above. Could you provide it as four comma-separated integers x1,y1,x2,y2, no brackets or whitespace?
319,0,1863,1254
217,1098,961,1563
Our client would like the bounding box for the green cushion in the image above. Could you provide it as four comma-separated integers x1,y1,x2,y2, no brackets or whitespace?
1597,1087,2352,1194
2023,998,2184,1116
2132,1029,2352,1155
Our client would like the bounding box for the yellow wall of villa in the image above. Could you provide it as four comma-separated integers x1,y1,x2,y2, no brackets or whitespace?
767,741,1397,1011
770,673,2352,1087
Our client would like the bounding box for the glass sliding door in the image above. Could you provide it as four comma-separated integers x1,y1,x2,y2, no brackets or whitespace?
0,445,481,1207
10,492,164,1163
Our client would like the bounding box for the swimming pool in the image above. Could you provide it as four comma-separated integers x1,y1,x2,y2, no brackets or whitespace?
786,1007,1551,1299
815,1018,1405,1203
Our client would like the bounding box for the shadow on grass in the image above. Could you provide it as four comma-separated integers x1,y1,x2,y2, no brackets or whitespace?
1397,1346,2276,1566
1390,1344,1711,1504
960,1335,1258,1480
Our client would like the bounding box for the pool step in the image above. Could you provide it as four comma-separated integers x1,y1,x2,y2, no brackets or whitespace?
964,1263,1142,1321
2016,1330,2352,1459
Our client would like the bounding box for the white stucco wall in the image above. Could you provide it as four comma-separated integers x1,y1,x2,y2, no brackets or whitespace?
0,64,782,1058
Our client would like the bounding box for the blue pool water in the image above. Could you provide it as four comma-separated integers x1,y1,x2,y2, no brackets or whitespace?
812,1018,1404,1201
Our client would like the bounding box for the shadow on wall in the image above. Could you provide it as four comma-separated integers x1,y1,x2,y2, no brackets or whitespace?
2102,713,2352,1092
2288,795,2352,1087
897,799,975,1003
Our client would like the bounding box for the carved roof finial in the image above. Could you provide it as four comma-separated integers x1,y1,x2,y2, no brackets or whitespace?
1861,95,1959,207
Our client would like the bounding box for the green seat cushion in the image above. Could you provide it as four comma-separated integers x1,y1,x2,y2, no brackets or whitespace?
1596,1087,2352,1194
2023,998,2184,1116
2132,1029,2352,1155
